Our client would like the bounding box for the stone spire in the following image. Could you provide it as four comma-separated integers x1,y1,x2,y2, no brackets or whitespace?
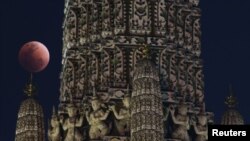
224,84,237,108
23,73,37,97
221,85,244,125
56,0,211,140
15,74,45,141
131,58,164,141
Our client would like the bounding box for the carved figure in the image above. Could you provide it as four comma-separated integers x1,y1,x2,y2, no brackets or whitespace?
60,103,84,141
193,105,208,141
86,96,111,139
111,95,131,136
169,101,190,141
48,107,61,141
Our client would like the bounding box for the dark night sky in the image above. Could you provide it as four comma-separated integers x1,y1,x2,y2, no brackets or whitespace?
1,0,250,140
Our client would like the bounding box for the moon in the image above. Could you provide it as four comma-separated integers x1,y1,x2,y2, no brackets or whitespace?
18,41,50,73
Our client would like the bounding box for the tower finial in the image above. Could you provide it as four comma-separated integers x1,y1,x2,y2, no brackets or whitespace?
225,85,237,108
24,73,37,97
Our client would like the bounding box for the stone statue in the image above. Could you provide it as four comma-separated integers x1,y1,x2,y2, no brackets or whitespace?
85,96,111,139
48,107,61,141
169,100,190,141
60,103,84,141
111,95,131,136
193,105,208,141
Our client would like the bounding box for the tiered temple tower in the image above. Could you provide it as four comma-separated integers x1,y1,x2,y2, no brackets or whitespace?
221,86,244,125
48,0,214,140
15,76,45,141
131,53,164,141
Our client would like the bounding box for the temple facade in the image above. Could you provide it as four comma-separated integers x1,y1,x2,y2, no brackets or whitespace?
47,0,214,140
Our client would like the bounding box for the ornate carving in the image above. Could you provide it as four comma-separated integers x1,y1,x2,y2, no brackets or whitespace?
166,3,176,42
114,0,125,34
184,12,193,51
100,49,111,85
60,59,75,102
48,107,61,141
78,7,88,45
185,59,195,102
60,103,84,141
64,9,77,48
160,45,177,90
176,7,185,47
130,0,151,34
169,101,190,141
176,7,187,47
192,16,201,57
102,0,113,37
194,61,204,105
131,48,142,78
193,105,208,141
91,3,101,41
113,47,124,84
155,0,167,35
88,53,99,86
56,0,212,140
111,95,131,136
85,91,111,139
75,55,86,98
60,50,89,102
176,50,187,95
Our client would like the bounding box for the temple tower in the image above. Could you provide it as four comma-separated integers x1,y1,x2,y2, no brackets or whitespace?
221,86,244,125
131,51,164,141
50,0,214,140
15,76,45,141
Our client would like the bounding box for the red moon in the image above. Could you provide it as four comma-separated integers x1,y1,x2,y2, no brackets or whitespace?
18,41,50,73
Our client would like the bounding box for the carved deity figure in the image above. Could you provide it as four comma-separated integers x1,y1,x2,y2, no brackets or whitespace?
48,108,61,141
86,96,111,139
169,101,190,141
114,0,125,30
111,96,131,136
60,104,84,141
130,0,150,33
193,108,208,141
